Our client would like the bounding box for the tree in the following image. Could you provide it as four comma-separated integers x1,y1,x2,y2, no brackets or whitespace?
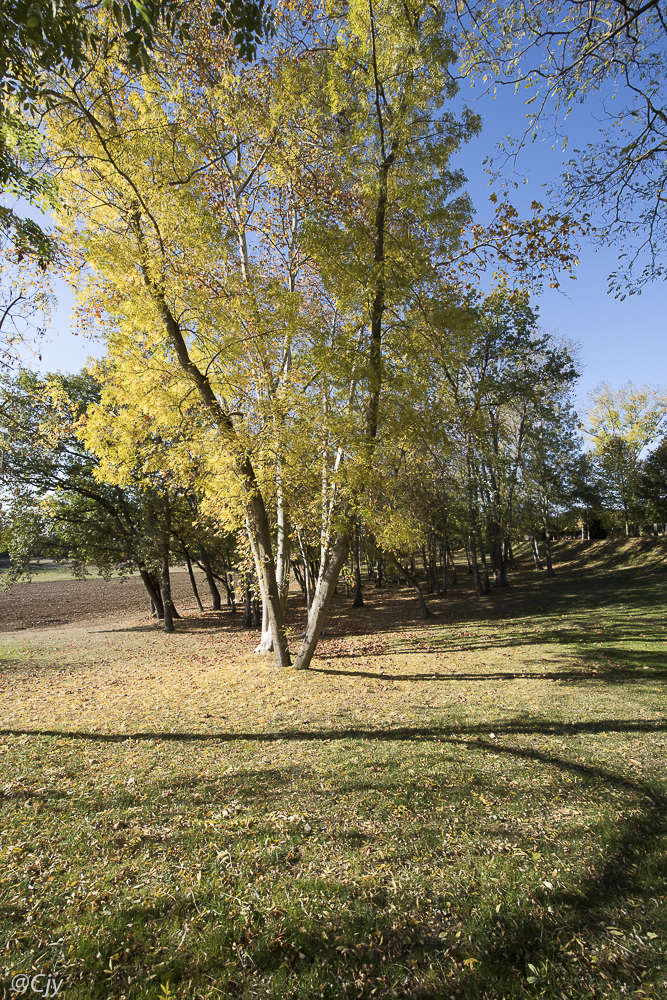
0,368,213,625
638,437,667,528
585,381,667,535
412,285,579,588
521,398,587,575
1,0,272,261
36,0,584,670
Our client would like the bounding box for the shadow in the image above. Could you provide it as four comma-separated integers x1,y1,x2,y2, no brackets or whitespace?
306,662,667,684
2,717,666,744
2,712,666,1000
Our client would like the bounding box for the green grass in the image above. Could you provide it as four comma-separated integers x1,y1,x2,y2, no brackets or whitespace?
0,544,666,999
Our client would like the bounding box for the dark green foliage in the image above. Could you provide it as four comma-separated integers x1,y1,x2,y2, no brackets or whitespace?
639,437,667,523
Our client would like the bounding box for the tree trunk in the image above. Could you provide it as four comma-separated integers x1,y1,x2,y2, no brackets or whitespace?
352,519,364,607
543,499,555,578
184,549,204,613
421,545,433,593
139,567,163,619
447,543,457,585
296,527,312,612
275,461,290,617
255,590,273,653
431,538,441,595
391,554,432,619
440,534,447,595
160,515,174,633
487,525,498,588
246,515,288,656
478,531,490,592
199,546,221,611
531,530,542,569
225,556,237,612
496,529,508,587
468,530,485,597
291,559,306,595
242,573,253,628
294,531,350,670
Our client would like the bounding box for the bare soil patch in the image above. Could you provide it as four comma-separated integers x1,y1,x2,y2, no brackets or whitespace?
0,569,208,632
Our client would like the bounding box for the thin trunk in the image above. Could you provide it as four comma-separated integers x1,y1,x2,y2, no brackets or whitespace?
447,544,457,585
199,546,221,611
160,503,174,633
247,517,273,651
184,549,204,613
421,545,433,593
391,554,432,619
543,498,555,578
242,573,253,628
255,593,271,652
294,531,350,670
487,524,498,588
432,538,441,596
352,519,364,607
499,535,508,586
296,527,312,612
495,527,507,587
441,521,448,595
225,555,237,612
531,530,542,570
291,559,306,595
464,540,473,574
276,495,290,618
468,530,485,597
139,567,163,619
478,531,490,592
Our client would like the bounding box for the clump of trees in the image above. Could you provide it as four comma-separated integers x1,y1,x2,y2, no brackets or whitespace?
1,1,665,667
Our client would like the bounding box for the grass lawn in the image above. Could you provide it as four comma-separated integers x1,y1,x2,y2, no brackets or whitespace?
0,539,665,999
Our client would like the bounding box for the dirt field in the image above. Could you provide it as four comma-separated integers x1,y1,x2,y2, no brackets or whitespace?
0,567,208,632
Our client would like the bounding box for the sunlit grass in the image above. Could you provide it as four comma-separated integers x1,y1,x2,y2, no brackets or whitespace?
0,541,666,999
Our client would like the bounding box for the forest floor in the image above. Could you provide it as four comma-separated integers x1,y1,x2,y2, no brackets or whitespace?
0,538,665,999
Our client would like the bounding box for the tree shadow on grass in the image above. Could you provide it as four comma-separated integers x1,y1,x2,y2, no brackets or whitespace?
1,716,667,745
2,720,665,999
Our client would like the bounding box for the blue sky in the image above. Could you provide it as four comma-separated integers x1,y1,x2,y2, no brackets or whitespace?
22,74,665,413
457,82,665,410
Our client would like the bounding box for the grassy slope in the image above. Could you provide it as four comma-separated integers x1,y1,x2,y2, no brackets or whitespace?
0,540,665,1000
